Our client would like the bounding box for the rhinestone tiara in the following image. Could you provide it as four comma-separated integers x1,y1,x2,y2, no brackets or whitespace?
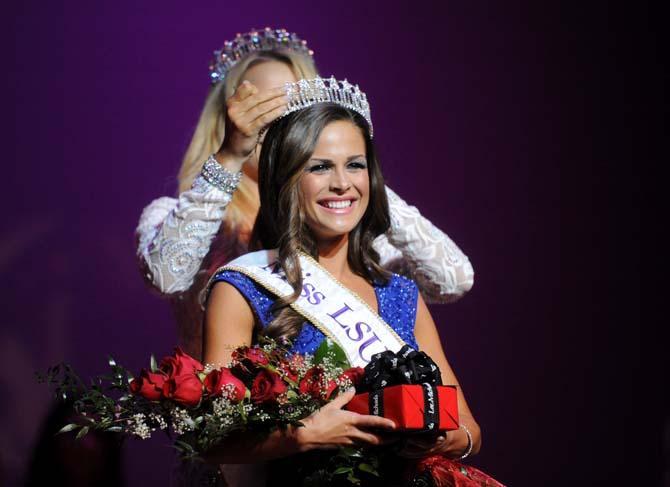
283,76,373,137
209,27,314,85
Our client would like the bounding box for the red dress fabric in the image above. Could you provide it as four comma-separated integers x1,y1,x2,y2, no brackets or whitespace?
410,455,506,487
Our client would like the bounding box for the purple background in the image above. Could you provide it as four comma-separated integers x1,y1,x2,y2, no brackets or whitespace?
3,2,655,486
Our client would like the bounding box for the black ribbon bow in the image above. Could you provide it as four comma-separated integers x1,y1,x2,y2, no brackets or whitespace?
360,346,443,433
360,345,443,392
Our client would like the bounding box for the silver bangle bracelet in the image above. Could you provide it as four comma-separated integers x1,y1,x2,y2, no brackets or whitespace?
201,154,243,193
458,423,473,460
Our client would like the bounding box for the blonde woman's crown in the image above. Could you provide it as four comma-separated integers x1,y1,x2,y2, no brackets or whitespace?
282,76,373,137
209,27,314,85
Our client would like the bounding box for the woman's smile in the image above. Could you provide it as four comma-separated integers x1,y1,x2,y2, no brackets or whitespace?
317,197,359,214
300,120,369,240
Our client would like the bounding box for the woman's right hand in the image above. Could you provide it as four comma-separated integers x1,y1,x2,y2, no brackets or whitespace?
295,388,398,452
215,81,288,171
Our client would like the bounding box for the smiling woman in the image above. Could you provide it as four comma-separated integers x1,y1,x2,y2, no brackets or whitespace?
244,101,392,344
199,78,489,486
135,30,475,365
300,121,370,241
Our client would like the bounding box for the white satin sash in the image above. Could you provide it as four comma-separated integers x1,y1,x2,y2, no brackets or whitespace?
208,249,406,368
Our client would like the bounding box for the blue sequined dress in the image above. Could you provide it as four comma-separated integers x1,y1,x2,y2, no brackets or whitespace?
206,269,422,487
209,270,420,353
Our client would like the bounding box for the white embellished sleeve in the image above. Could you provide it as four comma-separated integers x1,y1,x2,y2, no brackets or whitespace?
135,175,234,295
373,186,475,304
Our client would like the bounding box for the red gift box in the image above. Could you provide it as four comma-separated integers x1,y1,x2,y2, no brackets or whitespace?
345,384,459,431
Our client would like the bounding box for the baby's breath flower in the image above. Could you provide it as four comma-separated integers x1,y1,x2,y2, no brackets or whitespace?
203,363,216,374
127,413,151,439
212,397,234,417
149,412,168,430
276,393,290,405
336,375,354,390
256,412,272,422
171,407,195,435
220,383,242,401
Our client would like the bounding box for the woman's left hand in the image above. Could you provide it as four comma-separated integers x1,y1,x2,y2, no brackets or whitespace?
394,432,447,459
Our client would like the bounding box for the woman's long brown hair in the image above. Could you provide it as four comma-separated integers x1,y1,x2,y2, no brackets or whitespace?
250,103,391,343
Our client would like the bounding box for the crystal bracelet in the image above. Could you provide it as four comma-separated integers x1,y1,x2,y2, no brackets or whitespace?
201,154,243,193
458,423,473,460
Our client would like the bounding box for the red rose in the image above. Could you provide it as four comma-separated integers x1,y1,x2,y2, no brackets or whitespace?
277,359,298,383
230,346,249,363
162,373,203,407
129,369,167,401
233,346,270,367
247,347,270,366
288,354,305,374
299,367,338,401
341,367,365,387
299,367,319,398
250,369,287,404
230,347,271,382
203,367,246,402
230,362,254,382
160,347,204,377
323,380,339,401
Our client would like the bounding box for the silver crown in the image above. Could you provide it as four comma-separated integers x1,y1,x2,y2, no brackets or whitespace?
283,76,373,137
209,27,314,85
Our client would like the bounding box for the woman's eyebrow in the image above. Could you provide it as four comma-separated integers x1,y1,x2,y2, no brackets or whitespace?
308,155,366,163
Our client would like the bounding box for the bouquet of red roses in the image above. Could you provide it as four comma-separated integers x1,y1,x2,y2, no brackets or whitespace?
42,340,505,487
40,337,362,460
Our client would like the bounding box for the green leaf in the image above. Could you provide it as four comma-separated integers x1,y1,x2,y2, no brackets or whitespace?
75,426,90,439
150,354,158,373
313,340,329,364
346,473,361,485
357,463,379,476
238,402,247,422
333,467,353,475
174,440,196,453
286,390,298,399
57,423,79,434
313,339,350,368
340,447,363,457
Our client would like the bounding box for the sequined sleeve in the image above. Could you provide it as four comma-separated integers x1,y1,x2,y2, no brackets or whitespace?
373,186,475,304
135,176,233,295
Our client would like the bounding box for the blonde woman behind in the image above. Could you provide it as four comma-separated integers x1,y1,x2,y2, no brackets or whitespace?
136,29,474,360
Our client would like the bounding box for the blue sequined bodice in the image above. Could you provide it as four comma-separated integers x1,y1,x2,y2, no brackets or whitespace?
210,270,419,355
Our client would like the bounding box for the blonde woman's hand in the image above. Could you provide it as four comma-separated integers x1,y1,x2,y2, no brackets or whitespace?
215,81,288,170
295,388,398,452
